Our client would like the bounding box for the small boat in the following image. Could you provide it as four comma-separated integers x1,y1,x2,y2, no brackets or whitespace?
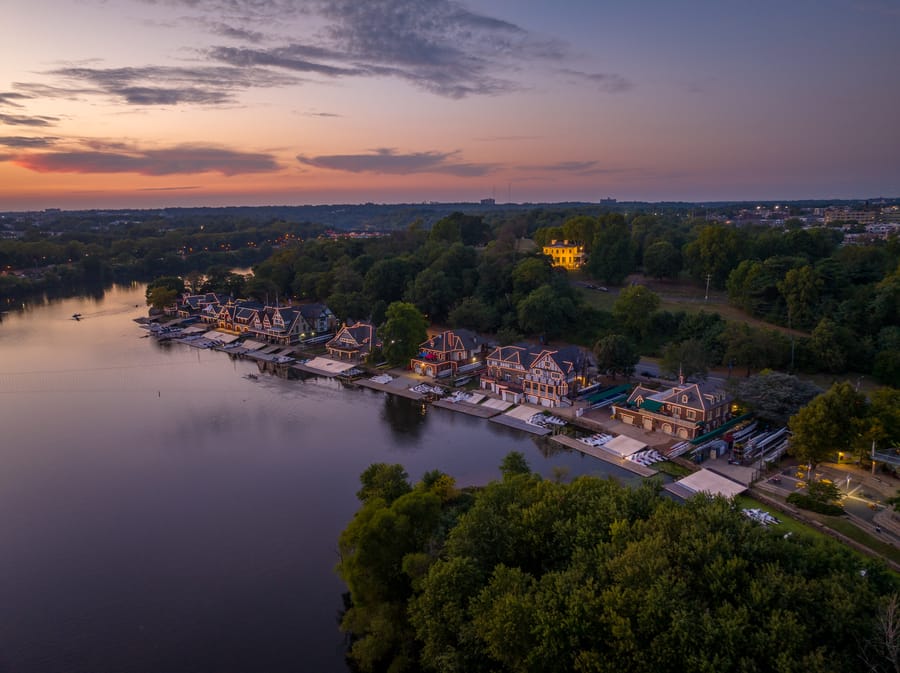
72,313,82,321
244,373,258,380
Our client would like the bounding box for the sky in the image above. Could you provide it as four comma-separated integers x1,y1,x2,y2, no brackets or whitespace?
1,0,898,210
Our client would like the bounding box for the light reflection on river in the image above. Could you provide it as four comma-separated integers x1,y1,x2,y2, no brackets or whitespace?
0,284,642,673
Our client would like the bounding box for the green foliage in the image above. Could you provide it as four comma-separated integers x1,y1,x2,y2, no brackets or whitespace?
788,381,868,467
612,285,660,341
786,492,845,516
145,275,185,302
683,223,743,288
381,302,429,366
499,451,531,479
357,463,413,505
660,338,710,380
642,239,681,279
807,479,842,504
593,334,639,378
731,370,821,425
336,467,894,673
146,285,178,310
588,215,635,284
516,284,578,339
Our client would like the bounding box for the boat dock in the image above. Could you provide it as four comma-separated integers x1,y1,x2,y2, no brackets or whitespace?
550,435,658,477
432,393,506,418
489,404,554,436
356,374,426,400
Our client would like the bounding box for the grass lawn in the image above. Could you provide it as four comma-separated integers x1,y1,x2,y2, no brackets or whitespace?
734,495,829,540
823,518,900,565
736,495,900,568
654,461,693,478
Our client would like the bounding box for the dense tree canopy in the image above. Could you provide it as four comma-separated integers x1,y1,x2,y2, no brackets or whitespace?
338,457,898,673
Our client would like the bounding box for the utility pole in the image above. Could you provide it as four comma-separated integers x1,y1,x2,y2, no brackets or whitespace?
704,273,711,303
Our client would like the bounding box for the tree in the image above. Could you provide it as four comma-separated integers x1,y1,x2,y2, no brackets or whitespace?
809,317,849,374
516,284,577,339
722,323,789,376
788,382,868,468
593,334,639,379
779,265,823,331
407,268,455,322
732,370,821,425
511,257,552,301
660,338,710,380
145,275,184,304
612,285,660,341
499,451,531,479
588,217,634,284
146,285,178,311
868,387,900,453
365,258,415,304
448,297,499,333
357,463,413,504
683,223,743,288
874,327,900,387
381,302,429,366
643,240,681,279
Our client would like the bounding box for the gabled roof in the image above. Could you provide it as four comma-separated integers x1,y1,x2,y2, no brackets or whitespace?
298,303,332,320
421,329,486,353
527,345,586,375
486,344,530,366
327,321,378,350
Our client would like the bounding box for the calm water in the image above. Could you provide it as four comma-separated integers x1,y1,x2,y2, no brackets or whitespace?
0,284,640,673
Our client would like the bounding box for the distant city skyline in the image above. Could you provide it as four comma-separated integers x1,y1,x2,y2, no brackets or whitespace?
2,0,898,210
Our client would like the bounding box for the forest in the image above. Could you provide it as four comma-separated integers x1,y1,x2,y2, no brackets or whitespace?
3,205,898,385
336,456,900,673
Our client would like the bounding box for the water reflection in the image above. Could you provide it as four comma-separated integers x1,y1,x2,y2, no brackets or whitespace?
0,284,645,673
380,394,428,445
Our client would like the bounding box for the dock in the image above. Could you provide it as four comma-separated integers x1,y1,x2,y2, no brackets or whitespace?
292,357,359,378
550,435,658,477
432,397,504,418
356,374,426,400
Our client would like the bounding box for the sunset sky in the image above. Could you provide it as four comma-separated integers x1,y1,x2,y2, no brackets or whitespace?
2,0,898,210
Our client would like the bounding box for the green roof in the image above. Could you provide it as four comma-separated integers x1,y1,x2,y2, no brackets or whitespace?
640,399,663,412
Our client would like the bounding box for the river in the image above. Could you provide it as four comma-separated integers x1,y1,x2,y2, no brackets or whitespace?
0,284,641,673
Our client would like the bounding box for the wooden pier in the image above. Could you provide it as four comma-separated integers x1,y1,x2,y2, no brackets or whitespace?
550,435,658,477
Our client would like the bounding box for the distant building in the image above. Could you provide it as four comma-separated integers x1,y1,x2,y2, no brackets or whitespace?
480,198,496,206
824,208,877,225
600,197,617,204
542,239,585,270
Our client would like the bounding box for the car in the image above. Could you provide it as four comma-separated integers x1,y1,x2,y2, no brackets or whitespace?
596,286,609,292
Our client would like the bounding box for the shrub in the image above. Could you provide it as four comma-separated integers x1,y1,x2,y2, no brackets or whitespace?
787,492,844,516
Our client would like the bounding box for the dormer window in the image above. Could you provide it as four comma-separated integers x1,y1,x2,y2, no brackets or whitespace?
682,394,688,404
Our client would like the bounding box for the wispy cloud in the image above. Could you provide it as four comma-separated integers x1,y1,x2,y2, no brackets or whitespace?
525,160,631,176
134,0,582,98
13,143,280,175
474,135,540,142
559,68,633,93
23,64,299,106
0,136,59,148
0,92,32,108
209,45,363,77
138,185,202,191
296,148,494,176
0,112,59,127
